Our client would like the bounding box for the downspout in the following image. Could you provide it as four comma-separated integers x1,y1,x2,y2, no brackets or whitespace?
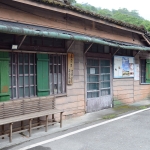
0,24,150,51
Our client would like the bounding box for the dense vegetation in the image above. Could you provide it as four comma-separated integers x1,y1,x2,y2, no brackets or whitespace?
68,0,150,31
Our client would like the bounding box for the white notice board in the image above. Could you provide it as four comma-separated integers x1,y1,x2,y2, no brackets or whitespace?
114,56,134,78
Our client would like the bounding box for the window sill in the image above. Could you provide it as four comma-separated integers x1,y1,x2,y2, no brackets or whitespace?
10,93,67,101
54,93,67,98
140,83,150,85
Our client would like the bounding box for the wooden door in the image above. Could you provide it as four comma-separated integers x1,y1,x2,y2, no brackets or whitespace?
86,58,112,113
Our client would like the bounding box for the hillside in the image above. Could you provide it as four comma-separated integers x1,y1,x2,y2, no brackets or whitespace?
68,0,150,32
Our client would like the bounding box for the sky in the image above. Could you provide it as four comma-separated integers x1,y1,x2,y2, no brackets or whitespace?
76,0,150,21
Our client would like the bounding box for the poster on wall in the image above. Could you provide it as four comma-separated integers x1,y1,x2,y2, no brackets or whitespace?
134,64,139,80
114,56,134,78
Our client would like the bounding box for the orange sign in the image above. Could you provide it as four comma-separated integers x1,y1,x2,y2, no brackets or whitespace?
68,53,74,85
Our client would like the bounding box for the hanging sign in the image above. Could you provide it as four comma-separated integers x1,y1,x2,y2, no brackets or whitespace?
68,53,74,85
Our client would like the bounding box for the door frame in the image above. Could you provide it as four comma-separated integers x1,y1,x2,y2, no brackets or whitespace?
85,56,113,113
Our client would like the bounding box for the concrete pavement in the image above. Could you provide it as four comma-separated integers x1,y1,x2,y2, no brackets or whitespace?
26,109,150,150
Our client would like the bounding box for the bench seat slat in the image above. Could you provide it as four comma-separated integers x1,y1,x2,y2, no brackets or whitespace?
0,109,63,125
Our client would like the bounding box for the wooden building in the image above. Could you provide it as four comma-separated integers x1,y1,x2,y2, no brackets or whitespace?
0,0,150,121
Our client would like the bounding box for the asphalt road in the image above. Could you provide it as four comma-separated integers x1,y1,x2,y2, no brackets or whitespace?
5,109,150,150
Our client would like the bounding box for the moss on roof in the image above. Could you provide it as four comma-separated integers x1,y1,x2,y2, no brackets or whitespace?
32,0,146,33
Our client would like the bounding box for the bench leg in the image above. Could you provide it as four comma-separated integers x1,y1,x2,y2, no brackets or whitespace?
21,121,24,130
45,115,48,132
29,119,32,137
60,112,63,128
1,125,4,139
52,114,54,122
9,123,13,143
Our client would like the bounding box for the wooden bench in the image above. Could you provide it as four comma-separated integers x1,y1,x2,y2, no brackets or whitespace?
0,96,63,142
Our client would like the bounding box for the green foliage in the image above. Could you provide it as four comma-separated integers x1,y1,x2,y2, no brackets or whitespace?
67,0,76,4
74,3,150,32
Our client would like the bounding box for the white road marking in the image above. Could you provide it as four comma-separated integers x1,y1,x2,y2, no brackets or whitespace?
19,107,150,150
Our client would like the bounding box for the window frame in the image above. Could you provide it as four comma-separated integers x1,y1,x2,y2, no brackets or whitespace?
9,52,37,99
140,58,150,85
49,54,67,96
86,57,112,98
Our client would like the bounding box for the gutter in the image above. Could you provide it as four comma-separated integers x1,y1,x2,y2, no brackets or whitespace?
0,24,150,51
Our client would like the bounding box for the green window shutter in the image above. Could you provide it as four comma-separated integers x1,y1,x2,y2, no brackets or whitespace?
37,54,49,97
146,59,150,83
0,52,10,102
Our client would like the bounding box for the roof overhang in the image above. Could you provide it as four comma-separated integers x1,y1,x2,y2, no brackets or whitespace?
0,20,150,51
8,0,145,35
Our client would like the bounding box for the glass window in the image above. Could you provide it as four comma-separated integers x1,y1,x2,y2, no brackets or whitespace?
101,89,110,96
87,59,99,66
104,46,110,53
101,67,110,74
87,92,99,98
87,67,99,74
86,44,109,54
100,75,110,81
101,82,110,88
49,55,66,95
9,53,37,99
87,83,99,91
141,59,146,83
101,60,110,66
87,58,111,98
115,48,133,56
87,75,99,82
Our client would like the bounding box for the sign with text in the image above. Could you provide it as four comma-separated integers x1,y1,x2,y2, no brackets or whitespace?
68,53,74,85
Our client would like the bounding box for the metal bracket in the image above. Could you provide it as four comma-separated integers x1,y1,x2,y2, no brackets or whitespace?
67,40,74,52
142,34,150,45
112,48,120,57
18,35,27,49
134,51,140,57
84,43,93,54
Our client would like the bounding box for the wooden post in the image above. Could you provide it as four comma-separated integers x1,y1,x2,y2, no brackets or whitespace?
38,117,40,127
52,114,54,122
21,121,24,130
1,125,4,139
29,119,32,137
45,115,48,132
9,123,13,143
60,112,63,128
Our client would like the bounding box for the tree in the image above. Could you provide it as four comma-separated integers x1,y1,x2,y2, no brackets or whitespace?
67,0,76,4
74,3,150,32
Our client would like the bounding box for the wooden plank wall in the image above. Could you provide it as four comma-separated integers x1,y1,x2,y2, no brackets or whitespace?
0,3,144,46
113,52,150,106
113,78,134,105
55,41,85,120
134,52,150,102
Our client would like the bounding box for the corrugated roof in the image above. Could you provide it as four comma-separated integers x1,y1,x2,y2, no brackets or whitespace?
0,20,148,49
32,0,146,33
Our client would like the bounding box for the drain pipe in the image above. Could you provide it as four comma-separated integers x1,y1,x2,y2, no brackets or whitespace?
0,24,150,51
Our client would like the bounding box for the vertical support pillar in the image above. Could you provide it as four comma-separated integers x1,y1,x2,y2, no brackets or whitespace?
9,123,13,143
60,112,63,128
29,119,32,137
52,114,54,122
45,115,48,132
1,125,4,139
20,120,24,135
